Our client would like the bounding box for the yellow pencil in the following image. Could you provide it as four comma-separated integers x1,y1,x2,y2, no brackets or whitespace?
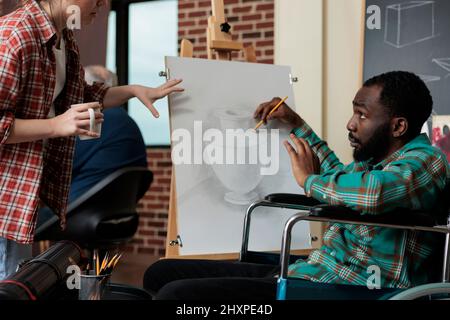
100,255,107,272
95,251,100,276
107,253,119,269
254,96,288,130
113,253,123,268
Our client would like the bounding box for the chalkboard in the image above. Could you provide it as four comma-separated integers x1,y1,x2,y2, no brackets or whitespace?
364,0,450,116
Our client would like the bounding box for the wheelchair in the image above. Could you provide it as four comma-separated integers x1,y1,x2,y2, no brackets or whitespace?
240,188,450,300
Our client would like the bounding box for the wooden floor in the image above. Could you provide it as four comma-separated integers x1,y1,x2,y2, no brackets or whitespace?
110,253,160,288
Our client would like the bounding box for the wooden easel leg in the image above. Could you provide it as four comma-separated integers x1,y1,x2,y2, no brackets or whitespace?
166,169,180,258
207,27,213,60
180,39,194,58
244,45,257,63
217,51,231,60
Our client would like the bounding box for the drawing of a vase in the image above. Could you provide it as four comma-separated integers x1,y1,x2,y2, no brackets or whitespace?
207,108,264,205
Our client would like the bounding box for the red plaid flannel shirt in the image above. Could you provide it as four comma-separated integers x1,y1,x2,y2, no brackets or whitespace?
0,0,109,243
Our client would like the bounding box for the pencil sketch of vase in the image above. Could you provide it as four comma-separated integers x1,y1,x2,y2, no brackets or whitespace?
207,108,264,205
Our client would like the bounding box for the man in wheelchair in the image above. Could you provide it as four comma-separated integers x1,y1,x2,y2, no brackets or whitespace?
144,71,449,300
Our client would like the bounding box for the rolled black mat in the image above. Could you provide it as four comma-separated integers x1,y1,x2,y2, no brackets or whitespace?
0,240,85,300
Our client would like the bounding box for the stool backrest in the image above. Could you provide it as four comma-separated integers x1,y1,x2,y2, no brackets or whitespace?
35,167,153,247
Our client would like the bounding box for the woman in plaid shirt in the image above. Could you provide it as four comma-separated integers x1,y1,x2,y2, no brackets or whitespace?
0,0,183,279
144,71,449,300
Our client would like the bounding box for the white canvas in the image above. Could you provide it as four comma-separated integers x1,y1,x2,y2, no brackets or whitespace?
166,57,312,255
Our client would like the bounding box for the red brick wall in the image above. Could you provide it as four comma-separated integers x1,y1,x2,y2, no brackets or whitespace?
127,0,275,257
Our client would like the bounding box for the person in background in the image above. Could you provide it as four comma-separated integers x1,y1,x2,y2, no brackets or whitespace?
70,65,148,202
0,0,183,280
36,66,148,228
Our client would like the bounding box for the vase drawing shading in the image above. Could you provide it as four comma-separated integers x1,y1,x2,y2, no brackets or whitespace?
208,108,263,205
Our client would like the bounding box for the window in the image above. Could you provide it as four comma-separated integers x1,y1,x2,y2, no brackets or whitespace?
106,11,116,74
108,0,178,146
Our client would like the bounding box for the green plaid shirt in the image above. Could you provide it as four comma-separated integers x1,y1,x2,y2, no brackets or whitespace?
288,122,449,288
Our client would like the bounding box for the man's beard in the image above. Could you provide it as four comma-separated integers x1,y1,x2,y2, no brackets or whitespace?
352,122,391,162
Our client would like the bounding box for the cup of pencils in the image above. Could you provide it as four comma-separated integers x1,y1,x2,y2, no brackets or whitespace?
78,251,122,300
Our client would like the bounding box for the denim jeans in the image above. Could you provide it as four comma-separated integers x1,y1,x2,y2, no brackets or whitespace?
0,237,33,280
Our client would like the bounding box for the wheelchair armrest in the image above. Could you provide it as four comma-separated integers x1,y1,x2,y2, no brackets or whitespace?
240,194,320,262
265,194,322,207
310,205,446,229
278,207,450,279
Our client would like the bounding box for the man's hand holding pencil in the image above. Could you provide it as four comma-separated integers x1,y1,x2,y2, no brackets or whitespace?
253,96,304,130
253,96,320,189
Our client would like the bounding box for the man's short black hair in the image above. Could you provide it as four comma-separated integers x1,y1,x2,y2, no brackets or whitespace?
363,71,433,140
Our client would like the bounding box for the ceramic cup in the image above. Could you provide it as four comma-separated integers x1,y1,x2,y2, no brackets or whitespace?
70,103,102,140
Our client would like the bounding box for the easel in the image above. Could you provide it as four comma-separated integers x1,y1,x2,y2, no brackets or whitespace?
165,0,313,259
179,0,257,62
166,0,259,259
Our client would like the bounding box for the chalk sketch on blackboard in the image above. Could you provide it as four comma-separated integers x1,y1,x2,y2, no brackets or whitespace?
432,58,450,77
384,1,437,48
418,74,441,83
